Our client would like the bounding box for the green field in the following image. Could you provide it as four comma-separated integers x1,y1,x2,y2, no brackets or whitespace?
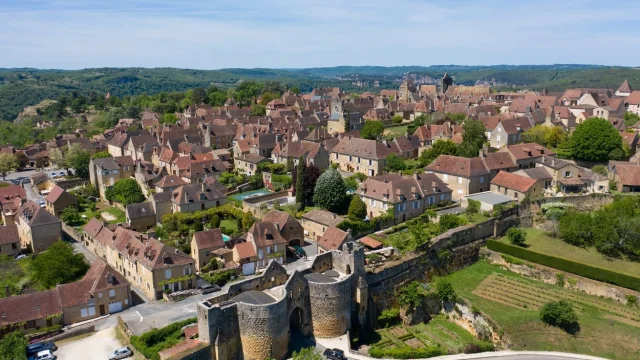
384,125,409,137
368,315,493,357
220,219,238,233
445,261,640,359
497,228,640,278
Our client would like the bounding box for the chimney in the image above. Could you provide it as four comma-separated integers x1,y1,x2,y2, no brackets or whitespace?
413,173,420,180
275,223,280,231
332,213,336,219
552,158,556,167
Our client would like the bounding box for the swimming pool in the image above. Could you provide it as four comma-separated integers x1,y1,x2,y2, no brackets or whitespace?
222,234,231,242
231,189,271,201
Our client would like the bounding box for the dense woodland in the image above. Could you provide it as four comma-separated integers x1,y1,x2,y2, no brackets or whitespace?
1,64,640,121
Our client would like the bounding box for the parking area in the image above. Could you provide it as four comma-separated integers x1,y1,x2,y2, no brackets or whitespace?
56,328,124,360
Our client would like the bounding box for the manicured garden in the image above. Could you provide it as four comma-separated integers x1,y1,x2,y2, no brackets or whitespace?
444,261,640,360
367,315,493,358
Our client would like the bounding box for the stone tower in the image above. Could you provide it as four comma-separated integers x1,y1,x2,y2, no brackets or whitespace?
441,72,453,95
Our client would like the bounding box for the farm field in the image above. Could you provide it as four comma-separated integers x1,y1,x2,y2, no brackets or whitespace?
445,261,640,360
496,228,640,278
368,315,492,357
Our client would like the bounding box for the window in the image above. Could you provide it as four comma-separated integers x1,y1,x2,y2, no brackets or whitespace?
496,135,501,142
444,174,449,181
98,292,103,298
259,249,264,259
183,267,191,275
357,157,361,164
266,246,271,254
368,159,373,166
383,203,388,210
429,196,434,205
368,169,374,176
335,153,338,159
457,176,462,184
88,307,96,316
205,250,210,256
81,309,88,318
412,201,420,209
11,243,16,250
497,127,502,132
480,176,484,184
564,171,572,178
165,269,172,279
88,297,95,306
349,155,352,161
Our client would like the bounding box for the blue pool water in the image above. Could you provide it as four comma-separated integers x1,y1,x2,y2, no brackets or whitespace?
222,234,231,242
231,189,270,201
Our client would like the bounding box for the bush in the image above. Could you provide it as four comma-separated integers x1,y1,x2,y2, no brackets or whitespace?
0,331,27,360
377,307,401,328
397,281,427,309
203,269,236,286
106,178,145,206
467,199,480,214
434,277,457,303
540,300,579,334
130,318,197,360
348,196,367,220
210,214,221,228
507,228,527,246
626,294,638,307
368,345,447,359
439,213,467,232
486,240,640,291
556,273,565,287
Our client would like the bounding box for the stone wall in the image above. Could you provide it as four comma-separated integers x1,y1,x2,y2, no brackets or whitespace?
308,274,352,338
197,302,241,360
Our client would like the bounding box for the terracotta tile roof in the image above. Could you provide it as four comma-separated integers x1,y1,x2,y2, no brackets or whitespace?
0,185,26,203
44,185,75,204
482,152,517,171
359,173,451,203
514,167,552,180
279,140,323,160
427,155,489,178
155,175,187,189
302,209,343,227
617,80,632,93
112,229,193,270
57,259,127,308
262,210,296,231
614,164,640,186
559,178,584,186
172,183,226,205
490,171,537,193
505,143,554,160
236,153,267,164
331,137,400,160
317,227,350,252
359,236,382,249
234,242,257,259
499,118,531,135
0,289,61,326
479,116,501,131
83,218,104,239
0,226,19,245
621,131,638,147
17,201,61,227
247,221,287,249
193,229,225,251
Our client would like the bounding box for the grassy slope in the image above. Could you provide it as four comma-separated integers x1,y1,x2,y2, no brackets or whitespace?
220,219,238,232
497,228,640,278
445,261,640,359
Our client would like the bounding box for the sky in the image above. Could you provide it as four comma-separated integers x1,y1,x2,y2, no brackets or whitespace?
0,0,639,70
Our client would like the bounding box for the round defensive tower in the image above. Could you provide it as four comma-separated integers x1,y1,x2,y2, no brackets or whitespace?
234,290,289,360
306,270,352,338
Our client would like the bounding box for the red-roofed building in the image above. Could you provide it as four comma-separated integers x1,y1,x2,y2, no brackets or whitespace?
44,185,78,217
232,242,258,275
317,227,353,254
490,171,541,201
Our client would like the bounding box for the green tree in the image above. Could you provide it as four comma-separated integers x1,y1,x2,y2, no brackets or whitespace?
457,119,486,158
0,153,18,180
385,153,406,172
161,113,178,125
439,214,466,232
0,331,27,360
391,115,404,124
303,164,321,203
348,196,367,220
14,151,28,169
285,157,294,173
60,206,81,225
466,199,480,214
591,164,608,176
249,104,266,116
419,139,458,166
507,228,527,246
210,214,221,228
295,157,305,208
290,86,301,94
397,281,427,310
313,168,348,212
540,300,579,334
344,175,358,193
66,143,91,179
31,241,89,288
558,211,594,247
242,212,254,231
360,121,385,140
106,178,145,206
292,347,324,360
434,277,457,303
92,151,111,159
189,87,206,104
570,117,624,162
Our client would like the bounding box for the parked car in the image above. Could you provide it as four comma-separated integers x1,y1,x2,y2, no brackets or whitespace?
108,347,133,360
26,342,57,357
323,348,345,360
30,350,54,360
87,196,98,202
197,284,220,294
51,173,59,179
15,254,27,260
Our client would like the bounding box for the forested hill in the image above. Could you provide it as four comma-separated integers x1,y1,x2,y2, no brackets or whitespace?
1,64,639,121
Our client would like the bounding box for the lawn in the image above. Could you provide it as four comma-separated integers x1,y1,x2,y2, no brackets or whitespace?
0,255,44,296
444,261,640,360
463,212,491,224
367,315,493,357
77,202,126,227
497,228,640,278
220,219,238,233
384,125,409,138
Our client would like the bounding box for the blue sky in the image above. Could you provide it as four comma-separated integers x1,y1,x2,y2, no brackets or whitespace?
0,0,638,69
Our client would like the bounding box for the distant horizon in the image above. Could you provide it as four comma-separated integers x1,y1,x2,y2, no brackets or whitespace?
2,1,640,69
1,64,636,72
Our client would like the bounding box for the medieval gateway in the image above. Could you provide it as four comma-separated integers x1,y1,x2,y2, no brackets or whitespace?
196,242,368,360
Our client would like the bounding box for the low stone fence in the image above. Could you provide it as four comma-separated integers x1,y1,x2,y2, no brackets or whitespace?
55,178,88,190
62,223,83,242
117,316,132,339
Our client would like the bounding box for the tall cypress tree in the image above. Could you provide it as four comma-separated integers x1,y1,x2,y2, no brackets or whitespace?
295,156,305,209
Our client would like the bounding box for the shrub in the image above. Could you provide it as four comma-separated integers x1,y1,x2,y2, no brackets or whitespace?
397,281,427,309
434,277,457,303
507,228,527,246
439,214,467,232
210,214,221,228
467,199,480,214
626,295,638,307
539,300,579,334
130,318,197,360
348,196,367,220
377,307,401,328
368,345,447,359
556,273,565,287
0,331,27,360
203,269,236,286
609,180,618,191
486,240,640,291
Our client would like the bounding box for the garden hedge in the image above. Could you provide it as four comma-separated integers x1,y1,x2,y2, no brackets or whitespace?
486,240,640,291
